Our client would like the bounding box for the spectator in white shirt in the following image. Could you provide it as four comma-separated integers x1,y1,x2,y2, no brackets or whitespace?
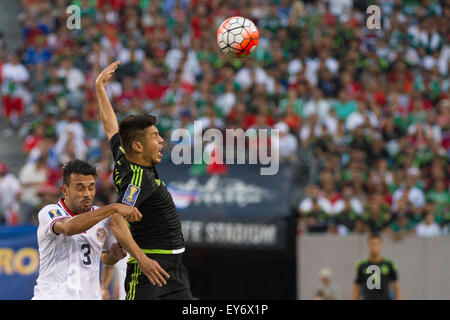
215,82,236,117
58,59,85,92
234,59,270,91
392,167,426,211
299,114,323,146
0,162,22,225
303,87,332,121
19,155,48,223
55,128,87,163
325,0,352,17
299,184,333,233
416,210,441,237
333,184,364,216
118,38,145,64
346,101,379,132
1,52,30,120
299,185,333,217
315,267,342,300
273,121,298,162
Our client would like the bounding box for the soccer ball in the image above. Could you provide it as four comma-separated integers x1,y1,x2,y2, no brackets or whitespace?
217,16,259,58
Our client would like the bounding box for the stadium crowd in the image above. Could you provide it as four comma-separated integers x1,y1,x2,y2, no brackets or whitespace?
0,0,448,239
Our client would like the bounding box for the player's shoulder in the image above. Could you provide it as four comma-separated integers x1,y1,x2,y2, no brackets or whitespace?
355,258,369,270
38,203,63,217
381,257,397,269
110,133,128,165
127,162,155,185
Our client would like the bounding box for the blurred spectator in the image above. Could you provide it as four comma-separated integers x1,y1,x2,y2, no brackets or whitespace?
331,184,364,235
392,167,426,211
1,52,30,127
361,200,391,234
333,89,357,121
27,133,59,169
314,267,341,300
36,183,59,209
299,114,322,147
23,122,45,154
298,184,332,233
23,34,52,66
57,59,85,109
18,155,48,223
426,178,449,218
273,121,298,162
416,209,442,237
303,87,331,122
387,196,417,241
388,212,416,241
0,162,21,225
54,109,87,162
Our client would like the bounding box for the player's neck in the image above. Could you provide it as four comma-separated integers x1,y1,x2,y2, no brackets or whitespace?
125,154,153,167
369,254,382,263
61,198,82,215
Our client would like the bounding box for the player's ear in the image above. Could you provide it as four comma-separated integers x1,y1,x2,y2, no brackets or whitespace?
131,140,143,154
61,184,68,197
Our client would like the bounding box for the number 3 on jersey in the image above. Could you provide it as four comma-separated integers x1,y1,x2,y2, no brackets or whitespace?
81,243,91,265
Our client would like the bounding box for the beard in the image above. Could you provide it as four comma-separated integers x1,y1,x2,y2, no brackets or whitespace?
74,198,93,213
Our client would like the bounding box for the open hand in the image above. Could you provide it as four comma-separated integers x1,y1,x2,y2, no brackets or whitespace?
138,256,170,287
95,60,120,88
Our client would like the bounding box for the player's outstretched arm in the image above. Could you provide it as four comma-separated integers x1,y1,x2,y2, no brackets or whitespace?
350,283,360,300
54,203,142,236
109,213,170,287
95,60,120,141
392,281,403,300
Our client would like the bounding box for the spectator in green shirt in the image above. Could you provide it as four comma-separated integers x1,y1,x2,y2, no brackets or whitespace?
426,179,450,218
333,89,357,120
388,199,417,242
362,200,392,233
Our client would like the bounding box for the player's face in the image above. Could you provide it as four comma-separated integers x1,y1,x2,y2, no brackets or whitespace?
142,126,164,166
62,174,96,214
367,238,383,257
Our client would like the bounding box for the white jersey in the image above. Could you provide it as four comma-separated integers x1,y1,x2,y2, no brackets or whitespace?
32,198,116,300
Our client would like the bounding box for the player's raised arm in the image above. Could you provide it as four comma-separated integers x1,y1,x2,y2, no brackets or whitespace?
95,60,121,141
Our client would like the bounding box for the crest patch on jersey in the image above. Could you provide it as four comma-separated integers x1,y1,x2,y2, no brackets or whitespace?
48,209,62,219
122,184,141,206
96,227,106,240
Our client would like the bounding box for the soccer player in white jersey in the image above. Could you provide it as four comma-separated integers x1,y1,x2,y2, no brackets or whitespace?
32,160,142,300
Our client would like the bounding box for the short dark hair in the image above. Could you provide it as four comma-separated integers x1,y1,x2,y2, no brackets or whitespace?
62,160,97,186
119,114,157,153
367,232,381,241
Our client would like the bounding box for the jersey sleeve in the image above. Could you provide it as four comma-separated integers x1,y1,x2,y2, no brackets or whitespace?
354,262,365,284
116,168,156,208
110,132,124,163
38,205,68,236
389,261,398,281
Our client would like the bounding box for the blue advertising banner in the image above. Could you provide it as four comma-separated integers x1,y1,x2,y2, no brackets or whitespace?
0,225,39,300
157,163,294,250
